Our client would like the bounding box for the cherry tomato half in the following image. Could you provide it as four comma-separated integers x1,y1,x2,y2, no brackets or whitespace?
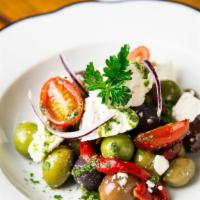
134,120,189,151
40,77,84,130
128,46,150,62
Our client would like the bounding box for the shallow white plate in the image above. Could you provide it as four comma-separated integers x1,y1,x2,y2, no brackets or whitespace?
0,1,200,200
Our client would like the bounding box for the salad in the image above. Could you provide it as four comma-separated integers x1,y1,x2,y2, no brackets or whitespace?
13,44,200,200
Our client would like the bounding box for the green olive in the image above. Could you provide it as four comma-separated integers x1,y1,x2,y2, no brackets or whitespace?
150,80,182,104
163,157,195,187
14,122,37,157
100,134,134,161
134,149,155,171
43,146,73,188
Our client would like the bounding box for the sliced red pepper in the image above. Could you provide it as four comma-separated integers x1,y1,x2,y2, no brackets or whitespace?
133,183,170,200
162,142,182,160
156,185,170,200
80,141,96,161
134,120,189,151
79,142,151,181
97,156,151,181
133,182,153,200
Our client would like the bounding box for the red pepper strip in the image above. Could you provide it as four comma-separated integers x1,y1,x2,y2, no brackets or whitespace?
97,156,151,181
152,195,161,200
79,142,151,181
134,120,189,151
162,141,182,160
133,183,170,200
80,141,96,161
133,182,153,200
156,185,170,200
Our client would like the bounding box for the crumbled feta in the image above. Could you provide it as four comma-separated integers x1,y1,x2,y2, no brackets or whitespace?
146,180,155,188
158,186,163,191
28,125,63,163
111,173,128,188
153,155,169,175
81,92,138,141
125,62,153,107
173,91,200,122
146,180,155,193
155,62,176,81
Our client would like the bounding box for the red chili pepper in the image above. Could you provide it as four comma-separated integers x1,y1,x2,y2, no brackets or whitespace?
133,182,153,200
97,156,151,181
80,141,151,181
162,142,182,160
134,120,189,151
156,185,170,200
133,183,170,200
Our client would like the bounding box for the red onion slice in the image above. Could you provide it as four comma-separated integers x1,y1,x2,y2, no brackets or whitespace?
59,55,88,97
143,60,162,117
28,90,115,139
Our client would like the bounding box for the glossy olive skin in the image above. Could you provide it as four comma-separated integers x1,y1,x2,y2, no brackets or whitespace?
43,146,73,188
134,149,155,171
14,122,37,157
133,104,160,133
99,174,138,200
184,115,200,152
72,156,103,190
163,157,195,187
150,80,182,104
100,134,134,161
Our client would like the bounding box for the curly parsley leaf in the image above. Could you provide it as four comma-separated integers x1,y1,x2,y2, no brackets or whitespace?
104,44,132,85
98,85,131,107
84,62,105,91
84,44,132,107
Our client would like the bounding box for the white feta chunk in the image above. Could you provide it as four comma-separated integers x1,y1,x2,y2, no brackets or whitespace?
153,155,169,176
125,62,153,107
28,125,63,163
81,91,138,141
172,91,200,122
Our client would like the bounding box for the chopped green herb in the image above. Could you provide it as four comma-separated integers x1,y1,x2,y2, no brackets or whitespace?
110,142,119,158
30,178,40,184
135,62,149,79
144,135,154,142
30,173,34,177
150,174,160,184
72,156,99,178
80,188,100,200
84,45,132,107
104,163,111,169
43,160,51,171
54,195,63,200
24,178,28,182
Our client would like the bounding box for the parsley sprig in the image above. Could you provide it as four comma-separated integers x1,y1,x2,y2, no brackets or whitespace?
84,44,132,107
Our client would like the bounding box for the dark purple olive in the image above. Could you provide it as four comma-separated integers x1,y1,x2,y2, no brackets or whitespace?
132,104,160,133
72,156,103,190
183,115,200,152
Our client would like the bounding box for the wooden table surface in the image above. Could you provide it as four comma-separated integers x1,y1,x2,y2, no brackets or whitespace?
0,0,199,30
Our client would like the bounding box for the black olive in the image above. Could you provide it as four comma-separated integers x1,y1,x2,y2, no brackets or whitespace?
183,115,200,152
132,104,160,133
72,156,103,190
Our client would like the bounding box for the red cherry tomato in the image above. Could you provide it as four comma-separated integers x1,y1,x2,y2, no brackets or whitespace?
40,77,84,130
134,120,189,151
128,46,150,62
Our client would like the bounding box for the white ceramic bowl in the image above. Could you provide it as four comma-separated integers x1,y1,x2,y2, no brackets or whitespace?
0,1,200,200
